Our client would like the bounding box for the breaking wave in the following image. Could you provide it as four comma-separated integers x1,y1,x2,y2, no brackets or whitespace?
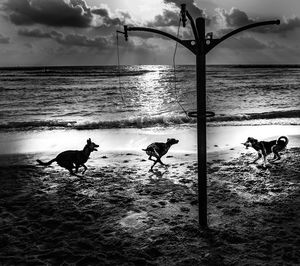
0,110,299,131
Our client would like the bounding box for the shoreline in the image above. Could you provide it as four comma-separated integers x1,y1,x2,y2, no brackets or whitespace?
0,124,299,156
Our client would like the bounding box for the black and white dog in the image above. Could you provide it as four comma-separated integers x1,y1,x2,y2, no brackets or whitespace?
143,138,179,171
242,136,288,167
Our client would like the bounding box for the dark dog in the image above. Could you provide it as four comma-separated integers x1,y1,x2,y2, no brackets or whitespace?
37,138,99,175
242,136,288,167
143,138,179,171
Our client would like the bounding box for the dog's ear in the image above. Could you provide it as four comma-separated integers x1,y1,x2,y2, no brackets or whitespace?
167,138,170,142
87,138,91,144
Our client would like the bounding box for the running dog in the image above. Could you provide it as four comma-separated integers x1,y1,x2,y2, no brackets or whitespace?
37,138,99,175
143,138,179,171
242,136,288,167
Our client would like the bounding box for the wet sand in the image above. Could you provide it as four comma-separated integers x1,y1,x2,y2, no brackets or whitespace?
0,144,299,265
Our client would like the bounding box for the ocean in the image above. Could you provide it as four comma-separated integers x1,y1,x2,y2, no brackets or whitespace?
1,65,299,131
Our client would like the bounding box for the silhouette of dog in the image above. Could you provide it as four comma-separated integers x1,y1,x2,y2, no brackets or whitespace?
143,138,179,171
242,136,288,167
37,138,99,175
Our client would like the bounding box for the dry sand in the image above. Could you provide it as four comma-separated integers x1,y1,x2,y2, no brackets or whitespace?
0,143,299,265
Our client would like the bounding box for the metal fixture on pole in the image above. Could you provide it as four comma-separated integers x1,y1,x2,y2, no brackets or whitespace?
117,4,280,228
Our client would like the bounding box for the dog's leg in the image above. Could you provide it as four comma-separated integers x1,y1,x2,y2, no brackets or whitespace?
150,160,159,171
272,145,281,161
82,164,88,174
269,145,277,161
262,155,267,168
68,168,76,175
148,156,156,162
158,158,167,167
252,153,262,164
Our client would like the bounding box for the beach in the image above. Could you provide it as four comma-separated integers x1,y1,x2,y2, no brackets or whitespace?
1,64,300,264
0,125,299,265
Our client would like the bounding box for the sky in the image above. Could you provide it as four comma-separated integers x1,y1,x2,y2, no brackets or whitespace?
0,0,300,66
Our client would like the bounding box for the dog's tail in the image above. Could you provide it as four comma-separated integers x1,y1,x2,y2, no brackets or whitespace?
277,136,289,147
36,158,56,166
142,147,154,152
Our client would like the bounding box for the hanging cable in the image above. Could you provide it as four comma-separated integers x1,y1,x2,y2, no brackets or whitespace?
173,17,189,117
116,32,125,102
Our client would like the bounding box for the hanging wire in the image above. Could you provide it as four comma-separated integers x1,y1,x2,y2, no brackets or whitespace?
173,17,189,117
116,32,125,102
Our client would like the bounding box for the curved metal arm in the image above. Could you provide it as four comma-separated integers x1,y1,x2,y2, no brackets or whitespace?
127,26,196,54
206,20,280,54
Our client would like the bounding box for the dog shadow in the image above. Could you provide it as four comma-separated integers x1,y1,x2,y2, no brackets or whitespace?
148,168,168,178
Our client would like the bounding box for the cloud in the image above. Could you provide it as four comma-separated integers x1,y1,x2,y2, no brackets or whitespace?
92,6,123,27
147,9,180,27
0,34,10,44
3,0,128,28
274,16,300,33
216,7,300,34
216,7,254,28
145,0,208,28
18,28,112,49
56,33,110,48
3,0,93,27
221,36,267,50
18,28,52,38
163,0,205,19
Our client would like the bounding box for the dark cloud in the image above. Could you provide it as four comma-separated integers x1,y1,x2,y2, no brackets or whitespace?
3,0,125,28
18,28,112,49
145,0,210,28
147,9,180,27
4,0,93,27
273,16,300,33
217,7,300,34
218,7,254,28
0,34,10,44
92,8,109,18
91,7,130,27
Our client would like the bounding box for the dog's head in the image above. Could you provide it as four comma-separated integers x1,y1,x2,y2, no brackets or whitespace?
242,137,258,149
86,138,99,152
167,138,179,146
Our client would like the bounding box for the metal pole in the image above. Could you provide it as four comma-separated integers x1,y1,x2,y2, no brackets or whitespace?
196,17,207,228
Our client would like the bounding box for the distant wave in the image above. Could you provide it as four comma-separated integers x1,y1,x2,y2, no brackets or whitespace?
0,116,194,131
0,120,77,130
0,67,154,78
0,110,299,131
208,110,300,122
